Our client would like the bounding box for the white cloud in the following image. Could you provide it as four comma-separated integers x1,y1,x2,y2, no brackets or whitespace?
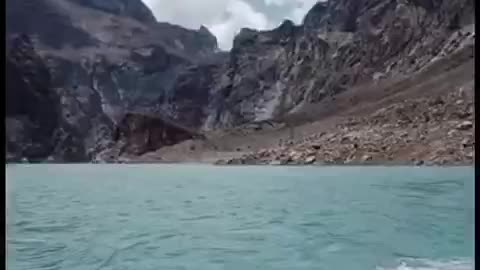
264,0,324,24
143,0,271,50
142,0,324,50
290,0,318,24
209,0,271,50
142,0,228,29
264,0,290,6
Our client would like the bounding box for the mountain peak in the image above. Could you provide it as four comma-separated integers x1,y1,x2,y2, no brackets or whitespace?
67,0,157,23
302,1,329,30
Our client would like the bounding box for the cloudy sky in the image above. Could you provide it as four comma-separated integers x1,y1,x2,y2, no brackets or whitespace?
142,0,321,50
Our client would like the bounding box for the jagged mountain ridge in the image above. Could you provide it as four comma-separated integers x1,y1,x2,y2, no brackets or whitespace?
205,0,474,128
68,0,157,24
5,0,475,162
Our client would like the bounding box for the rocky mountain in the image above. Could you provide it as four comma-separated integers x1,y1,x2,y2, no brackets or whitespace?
5,0,475,163
6,34,114,162
6,35,59,162
205,0,475,128
6,0,220,162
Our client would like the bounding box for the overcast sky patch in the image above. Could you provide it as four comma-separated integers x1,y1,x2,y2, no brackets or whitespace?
142,0,322,50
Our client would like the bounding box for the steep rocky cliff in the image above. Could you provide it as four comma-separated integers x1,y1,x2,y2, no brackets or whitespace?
6,35,59,162
5,0,475,163
205,0,475,128
5,0,220,162
6,35,115,162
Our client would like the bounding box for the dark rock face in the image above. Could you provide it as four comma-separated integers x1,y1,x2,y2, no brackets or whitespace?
302,1,329,30
5,0,222,162
5,35,115,162
6,0,96,49
158,59,229,128
112,113,205,156
6,35,60,161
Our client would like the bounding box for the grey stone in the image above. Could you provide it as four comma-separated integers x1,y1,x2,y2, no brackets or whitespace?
456,121,473,130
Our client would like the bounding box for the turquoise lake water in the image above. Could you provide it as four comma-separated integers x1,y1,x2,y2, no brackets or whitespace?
6,165,474,270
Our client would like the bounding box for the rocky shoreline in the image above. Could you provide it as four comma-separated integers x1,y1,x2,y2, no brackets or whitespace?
214,86,474,167
213,159,473,167
6,159,472,166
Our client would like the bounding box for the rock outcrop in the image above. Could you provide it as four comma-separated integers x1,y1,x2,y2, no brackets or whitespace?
96,112,205,161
